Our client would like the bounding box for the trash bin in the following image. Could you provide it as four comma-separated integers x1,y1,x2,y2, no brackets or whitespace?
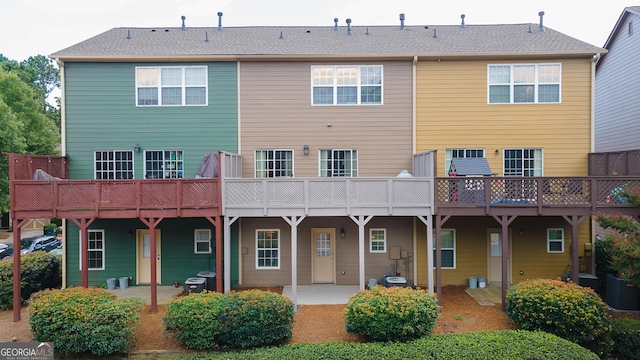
106,278,117,290
468,277,477,289
184,277,206,295
119,277,129,289
197,270,216,291
477,276,486,289
368,278,378,289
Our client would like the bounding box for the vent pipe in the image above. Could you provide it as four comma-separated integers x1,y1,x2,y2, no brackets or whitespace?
400,13,405,30
433,28,437,38
538,11,545,32
181,15,186,30
217,12,223,31
461,14,466,28
279,31,284,39
126,30,131,39
205,31,209,42
528,24,532,33
366,27,369,35
346,18,352,35
333,18,339,31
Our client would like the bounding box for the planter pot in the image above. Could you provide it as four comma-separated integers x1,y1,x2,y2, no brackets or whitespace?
606,274,639,310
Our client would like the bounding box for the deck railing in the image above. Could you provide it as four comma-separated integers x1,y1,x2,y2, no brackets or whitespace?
10,178,220,219
223,177,434,216
436,176,640,210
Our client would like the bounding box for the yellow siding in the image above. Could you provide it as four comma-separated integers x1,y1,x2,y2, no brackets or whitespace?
416,58,593,177
416,217,593,287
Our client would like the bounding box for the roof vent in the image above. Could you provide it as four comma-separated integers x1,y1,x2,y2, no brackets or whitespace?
217,12,223,31
333,18,339,31
461,14,466,28
400,13,405,30
205,31,209,42
346,18,352,35
433,28,437,38
279,31,284,39
126,30,131,39
538,11,545,32
366,27,369,35
528,24,532,33
181,15,186,30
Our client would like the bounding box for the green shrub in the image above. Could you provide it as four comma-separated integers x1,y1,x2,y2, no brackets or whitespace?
164,289,295,350
344,286,440,342
191,330,598,360
29,287,144,356
0,252,61,309
506,278,611,356
163,291,226,349
610,318,640,360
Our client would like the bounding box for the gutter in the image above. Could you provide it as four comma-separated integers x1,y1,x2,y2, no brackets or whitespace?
591,53,601,153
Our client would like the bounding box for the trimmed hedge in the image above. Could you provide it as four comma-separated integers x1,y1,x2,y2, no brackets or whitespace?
610,318,640,360
29,287,144,356
0,251,61,309
344,286,440,342
189,330,598,360
164,289,295,349
506,278,612,357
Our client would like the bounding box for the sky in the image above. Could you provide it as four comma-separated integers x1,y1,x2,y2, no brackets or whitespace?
0,0,634,62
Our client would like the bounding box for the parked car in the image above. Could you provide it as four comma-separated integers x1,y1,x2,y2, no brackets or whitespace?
19,236,61,255
49,244,63,256
0,243,9,259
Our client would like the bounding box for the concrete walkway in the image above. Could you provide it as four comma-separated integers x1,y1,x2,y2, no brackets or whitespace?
465,285,502,305
282,285,361,304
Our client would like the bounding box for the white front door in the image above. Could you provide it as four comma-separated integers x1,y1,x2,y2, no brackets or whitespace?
137,229,161,284
312,228,335,283
488,230,511,285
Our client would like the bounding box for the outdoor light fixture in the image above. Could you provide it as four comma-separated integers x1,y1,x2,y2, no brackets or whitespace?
303,145,309,155
495,149,499,155
128,230,133,237
519,229,525,236
134,143,141,153
340,228,345,239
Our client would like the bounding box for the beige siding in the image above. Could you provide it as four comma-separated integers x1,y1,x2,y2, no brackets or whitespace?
239,217,413,286
239,61,413,178
416,58,593,177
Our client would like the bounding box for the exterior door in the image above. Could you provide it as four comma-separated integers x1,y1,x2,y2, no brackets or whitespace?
488,230,511,284
312,228,335,283
136,229,161,284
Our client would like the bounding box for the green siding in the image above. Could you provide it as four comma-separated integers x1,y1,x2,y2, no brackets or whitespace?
63,62,238,179
65,218,221,286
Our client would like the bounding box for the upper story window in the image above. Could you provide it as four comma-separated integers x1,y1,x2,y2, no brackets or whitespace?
488,64,561,104
319,149,358,177
95,151,133,179
504,148,543,176
136,66,207,106
312,65,383,105
255,149,294,178
144,150,183,179
445,148,485,173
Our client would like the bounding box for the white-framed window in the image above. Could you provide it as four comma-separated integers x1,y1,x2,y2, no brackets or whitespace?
504,148,543,176
369,229,386,253
136,66,207,106
78,229,105,270
255,149,294,178
319,149,358,177
194,229,212,254
433,229,456,269
256,229,279,269
312,65,383,105
488,63,561,104
144,150,183,179
94,151,134,180
547,228,564,253
445,148,485,173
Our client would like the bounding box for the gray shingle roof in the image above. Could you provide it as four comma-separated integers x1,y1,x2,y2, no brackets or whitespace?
449,158,494,176
50,23,604,60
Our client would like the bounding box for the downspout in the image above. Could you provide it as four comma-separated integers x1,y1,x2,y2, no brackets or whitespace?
590,53,600,153
55,58,67,289
412,56,417,155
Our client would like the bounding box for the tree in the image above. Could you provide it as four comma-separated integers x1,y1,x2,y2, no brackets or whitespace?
0,69,60,212
594,184,640,287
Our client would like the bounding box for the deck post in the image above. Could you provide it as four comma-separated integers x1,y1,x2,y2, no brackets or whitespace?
12,218,28,322
70,218,96,288
140,217,163,313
